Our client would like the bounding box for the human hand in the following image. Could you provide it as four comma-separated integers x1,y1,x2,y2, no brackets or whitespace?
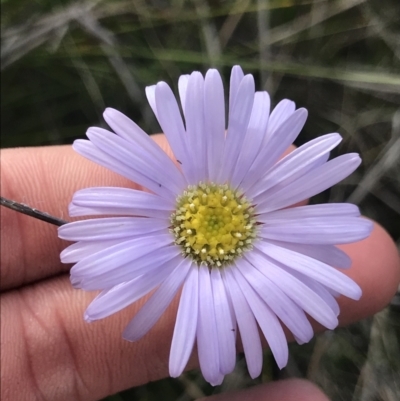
1,135,399,401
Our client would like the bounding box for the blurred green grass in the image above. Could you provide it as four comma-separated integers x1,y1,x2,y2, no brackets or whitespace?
2,1,399,400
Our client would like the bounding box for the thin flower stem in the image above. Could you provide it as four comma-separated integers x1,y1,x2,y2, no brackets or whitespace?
0,196,67,226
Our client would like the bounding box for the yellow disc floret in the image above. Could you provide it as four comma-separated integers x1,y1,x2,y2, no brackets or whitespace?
171,183,257,267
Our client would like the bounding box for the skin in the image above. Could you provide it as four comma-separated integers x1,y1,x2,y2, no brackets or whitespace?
1,135,399,401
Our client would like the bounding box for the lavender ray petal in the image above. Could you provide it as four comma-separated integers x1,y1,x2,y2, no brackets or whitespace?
58,217,170,241
294,336,306,345
73,140,174,200
241,108,308,192
169,265,199,378
155,82,196,183
259,216,373,245
247,249,339,329
265,241,352,269
254,241,362,300
69,187,173,219
185,72,207,182
102,107,157,151
284,269,340,316
122,258,191,341
223,268,263,379
73,246,180,290
84,258,177,322
218,74,255,183
327,288,340,298
204,69,225,181
237,258,314,343
68,204,169,219
61,238,125,264
228,65,244,113
266,99,296,137
231,267,289,369
70,233,173,278
86,127,183,195
248,133,342,199
197,264,222,385
103,108,186,187
145,85,158,119
178,74,190,116
257,203,361,223
231,91,270,188
256,154,362,213
210,269,236,375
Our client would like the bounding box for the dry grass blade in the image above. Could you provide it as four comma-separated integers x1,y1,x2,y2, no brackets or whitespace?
193,0,221,66
219,0,252,49
1,1,99,70
265,0,367,45
348,110,400,205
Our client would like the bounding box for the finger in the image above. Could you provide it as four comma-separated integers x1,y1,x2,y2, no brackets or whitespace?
0,135,174,291
200,379,330,401
0,139,296,291
2,222,399,401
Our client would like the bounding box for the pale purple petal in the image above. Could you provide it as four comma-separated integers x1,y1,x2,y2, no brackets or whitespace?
178,74,190,115
285,269,340,316
210,269,236,375
169,265,199,378
61,238,124,264
266,99,296,137
248,133,342,199
73,246,180,290
218,74,255,183
155,82,196,183
70,203,170,219
70,233,173,278
204,69,225,181
231,267,289,369
223,268,263,379
184,72,207,181
102,107,156,149
247,249,339,329
231,91,271,188
259,216,372,244
241,108,308,192
229,65,244,113
103,108,186,187
257,203,361,223
84,258,178,322
266,240,352,269
256,153,362,213
197,265,222,386
145,85,158,119
73,139,173,200
236,258,313,343
327,288,341,298
122,258,191,341
255,241,362,300
86,127,183,195
69,187,173,219
58,217,170,241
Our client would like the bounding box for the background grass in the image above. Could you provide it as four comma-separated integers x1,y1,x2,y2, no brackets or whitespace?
1,0,399,400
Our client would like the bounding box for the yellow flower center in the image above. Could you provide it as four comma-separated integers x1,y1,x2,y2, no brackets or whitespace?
171,183,257,267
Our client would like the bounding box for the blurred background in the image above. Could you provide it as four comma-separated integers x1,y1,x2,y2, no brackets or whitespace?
1,0,399,400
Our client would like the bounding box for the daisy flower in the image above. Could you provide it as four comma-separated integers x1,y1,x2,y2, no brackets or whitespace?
59,66,373,385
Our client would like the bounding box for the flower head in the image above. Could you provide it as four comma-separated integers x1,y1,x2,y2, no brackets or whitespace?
59,66,373,385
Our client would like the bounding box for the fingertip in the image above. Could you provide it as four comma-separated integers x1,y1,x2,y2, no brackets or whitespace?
338,221,400,325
